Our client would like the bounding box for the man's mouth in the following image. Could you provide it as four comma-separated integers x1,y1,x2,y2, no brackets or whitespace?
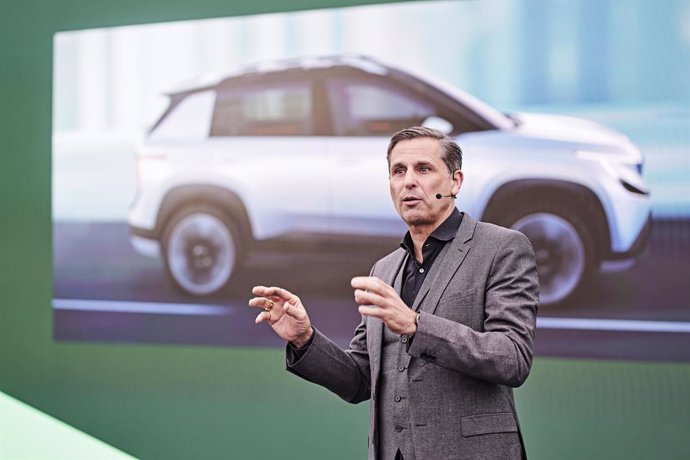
402,196,421,204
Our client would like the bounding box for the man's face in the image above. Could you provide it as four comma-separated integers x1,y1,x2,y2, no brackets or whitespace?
388,137,463,230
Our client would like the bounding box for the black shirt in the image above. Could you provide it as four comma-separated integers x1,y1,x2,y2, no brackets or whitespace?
399,208,463,308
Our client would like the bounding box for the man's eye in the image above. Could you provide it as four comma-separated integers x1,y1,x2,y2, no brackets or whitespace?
419,166,430,173
393,168,405,175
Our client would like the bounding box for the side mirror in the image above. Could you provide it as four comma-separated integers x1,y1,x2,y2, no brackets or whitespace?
422,116,453,135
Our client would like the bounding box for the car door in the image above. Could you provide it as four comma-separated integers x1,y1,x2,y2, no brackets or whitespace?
323,74,440,237
205,76,332,240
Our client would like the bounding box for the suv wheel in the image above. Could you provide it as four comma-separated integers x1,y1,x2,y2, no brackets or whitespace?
499,207,592,306
162,206,241,296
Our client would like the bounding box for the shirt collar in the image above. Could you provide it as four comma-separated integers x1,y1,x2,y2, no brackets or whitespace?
400,208,463,254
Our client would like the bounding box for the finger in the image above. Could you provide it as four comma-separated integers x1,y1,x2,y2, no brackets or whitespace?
251,286,274,297
358,305,386,318
353,289,387,308
252,286,299,303
248,297,276,310
351,276,392,296
254,310,272,324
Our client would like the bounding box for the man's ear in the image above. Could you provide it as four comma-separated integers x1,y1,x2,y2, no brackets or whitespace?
452,169,464,195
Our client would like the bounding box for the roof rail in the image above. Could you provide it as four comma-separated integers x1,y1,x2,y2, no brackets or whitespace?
238,54,387,74
166,54,389,94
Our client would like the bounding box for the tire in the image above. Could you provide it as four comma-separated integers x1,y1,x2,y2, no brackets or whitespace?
161,205,243,296
497,206,593,307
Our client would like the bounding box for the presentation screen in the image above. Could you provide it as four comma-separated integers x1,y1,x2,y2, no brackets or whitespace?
52,0,689,361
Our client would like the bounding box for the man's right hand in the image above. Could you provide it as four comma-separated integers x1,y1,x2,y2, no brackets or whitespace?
249,286,313,347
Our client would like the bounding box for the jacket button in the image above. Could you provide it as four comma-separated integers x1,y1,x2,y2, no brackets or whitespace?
400,336,408,343
395,425,403,432
398,365,405,372
394,395,402,402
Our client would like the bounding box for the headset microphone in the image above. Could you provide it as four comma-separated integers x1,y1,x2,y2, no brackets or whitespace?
436,193,457,199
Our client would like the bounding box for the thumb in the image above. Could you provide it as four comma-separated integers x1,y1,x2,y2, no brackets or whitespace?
284,301,306,321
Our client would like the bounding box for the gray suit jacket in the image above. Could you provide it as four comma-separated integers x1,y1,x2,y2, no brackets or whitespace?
287,214,539,459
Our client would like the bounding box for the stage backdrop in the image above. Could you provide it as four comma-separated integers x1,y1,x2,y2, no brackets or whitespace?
0,0,688,459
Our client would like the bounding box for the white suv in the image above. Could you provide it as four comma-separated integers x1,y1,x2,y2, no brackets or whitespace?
128,55,651,306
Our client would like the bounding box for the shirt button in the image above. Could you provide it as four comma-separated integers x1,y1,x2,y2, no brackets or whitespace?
398,365,405,372
400,336,408,343
395,425,404,432
419,268,425,273
395,395,402,402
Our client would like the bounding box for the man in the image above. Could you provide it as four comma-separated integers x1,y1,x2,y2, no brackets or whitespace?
249,127,539,459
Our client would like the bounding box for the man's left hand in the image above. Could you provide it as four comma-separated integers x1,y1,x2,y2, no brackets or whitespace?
351,276,417,336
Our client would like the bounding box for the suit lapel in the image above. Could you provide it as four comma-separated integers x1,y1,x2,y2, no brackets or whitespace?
412,213,477,315
392,251,407,293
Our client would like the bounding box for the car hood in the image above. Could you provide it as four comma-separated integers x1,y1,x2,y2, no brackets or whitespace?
511,112,634,152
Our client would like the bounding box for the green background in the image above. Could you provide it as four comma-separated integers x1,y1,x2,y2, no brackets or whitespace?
1,1,689,458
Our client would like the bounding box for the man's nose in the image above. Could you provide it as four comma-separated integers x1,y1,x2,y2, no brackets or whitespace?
403,170,418,188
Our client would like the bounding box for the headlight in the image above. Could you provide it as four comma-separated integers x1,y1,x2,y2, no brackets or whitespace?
576,150,649,196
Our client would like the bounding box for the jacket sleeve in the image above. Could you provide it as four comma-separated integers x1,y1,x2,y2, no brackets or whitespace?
286,316,372,404
407,230,539,387
285,260,389,403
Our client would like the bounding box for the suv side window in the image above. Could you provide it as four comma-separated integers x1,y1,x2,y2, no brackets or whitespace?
327,78,434,136
211,81,313,136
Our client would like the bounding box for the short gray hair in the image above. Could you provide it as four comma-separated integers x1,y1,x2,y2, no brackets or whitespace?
386,126,462,174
